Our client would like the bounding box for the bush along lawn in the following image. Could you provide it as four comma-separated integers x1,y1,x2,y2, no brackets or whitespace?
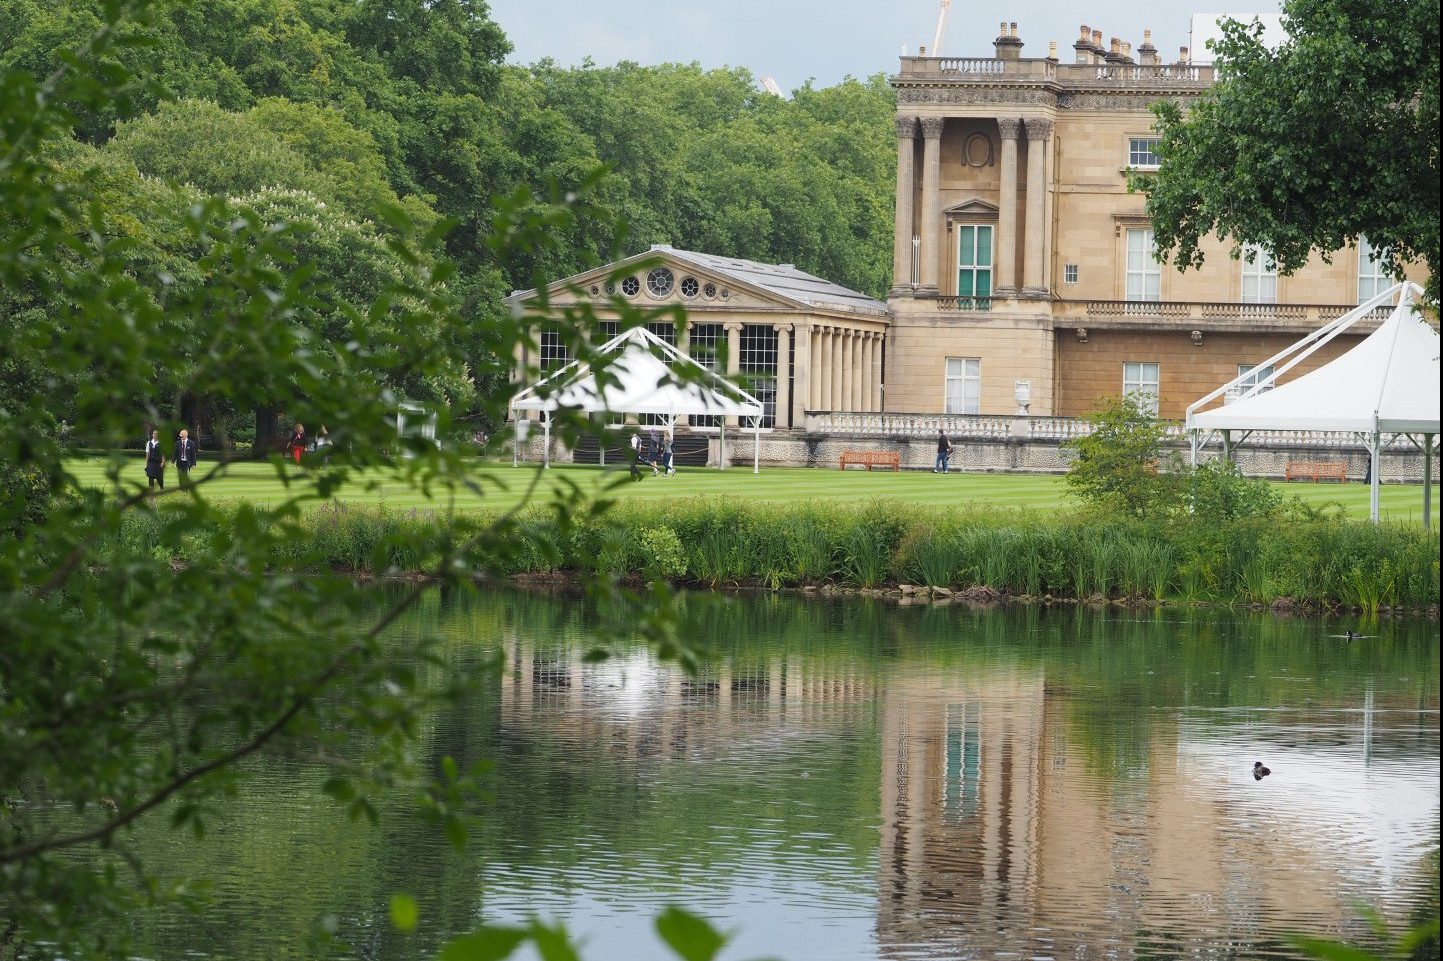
118,499,1441,615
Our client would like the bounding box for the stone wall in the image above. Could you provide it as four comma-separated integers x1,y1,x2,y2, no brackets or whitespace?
511,428,1438,483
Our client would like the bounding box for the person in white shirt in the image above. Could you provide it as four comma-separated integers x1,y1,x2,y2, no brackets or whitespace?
143,429,166,491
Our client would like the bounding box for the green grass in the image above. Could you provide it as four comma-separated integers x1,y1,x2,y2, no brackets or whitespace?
67,456,1439,522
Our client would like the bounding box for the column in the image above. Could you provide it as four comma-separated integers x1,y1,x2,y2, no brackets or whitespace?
872,331,885,412
995,117,1022,297
675,323,691,427
851,334,865,410
917,116,945,296
840,330,854,411
725,322,743,427
860,334,874,411
810,325,824,409
792,323,811,427
1022,117,1053,297
773,323,791,430
890,116,918,296
830,328,843,411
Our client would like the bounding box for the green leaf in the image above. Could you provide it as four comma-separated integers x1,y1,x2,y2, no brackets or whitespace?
1285,934,1387,961
437,927,529,961
655,906,727,961
389,893,419,933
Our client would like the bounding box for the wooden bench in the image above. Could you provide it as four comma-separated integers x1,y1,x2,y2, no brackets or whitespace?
839,449,900,472
1285,460,1347,483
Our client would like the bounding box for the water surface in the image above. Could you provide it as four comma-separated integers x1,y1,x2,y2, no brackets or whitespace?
127,591,1440,960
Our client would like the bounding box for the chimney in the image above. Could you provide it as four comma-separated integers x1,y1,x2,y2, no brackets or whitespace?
1179,45,1190,63
919,45,926,56
1048,40,1058,61
1105,37,1127,63
1091,28,1105,63
1074,24,1093,63
1138,28,1159,65
994,21,1024,60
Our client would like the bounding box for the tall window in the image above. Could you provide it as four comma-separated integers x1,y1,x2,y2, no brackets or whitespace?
539,328,570,372
1123,361,1160,415
638,323,681,426
740,325,778,428
1240,243,1277,303
687,324,724,429
956,225,993,300
943,703,981,824
1125,228,1160,301
944,357,981,415
1358,235,1392,303
1127,137,1161,170
1237,363,1275,394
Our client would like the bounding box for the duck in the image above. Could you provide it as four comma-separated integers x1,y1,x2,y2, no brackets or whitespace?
1253,761,1271,780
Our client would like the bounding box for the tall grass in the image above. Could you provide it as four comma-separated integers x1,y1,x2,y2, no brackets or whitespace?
116,499,1442,610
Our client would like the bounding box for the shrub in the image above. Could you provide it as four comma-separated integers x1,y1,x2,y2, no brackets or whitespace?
636,525,687,580
1065,393,1178,519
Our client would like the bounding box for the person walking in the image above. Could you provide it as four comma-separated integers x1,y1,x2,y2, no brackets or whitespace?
287,422,307,465
662,430,675,476
933,428,953,473
143,429,166,491
174,429,198,486
646,428,661,476
629,429,643,479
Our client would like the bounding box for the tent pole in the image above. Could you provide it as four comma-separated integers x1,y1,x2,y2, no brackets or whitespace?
1222,430,1232,464
543,413,551,470
513,415,520,467
719,424,725,471
753,417,760,475
1189,429,1198,468
1369,429,1380,523
1424,434,1434,531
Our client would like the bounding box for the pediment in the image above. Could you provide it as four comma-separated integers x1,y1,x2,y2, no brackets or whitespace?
516,252,808,314
943,197,999,219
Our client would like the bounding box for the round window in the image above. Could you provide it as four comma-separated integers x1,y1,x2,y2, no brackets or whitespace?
702,282,717,299
680,276,700,298
589,284,600,296
646,267,675,297
719,287,731,300
604,281,616,295
621,276,640,297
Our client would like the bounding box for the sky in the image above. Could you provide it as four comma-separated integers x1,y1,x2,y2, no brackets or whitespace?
485,1,1283,92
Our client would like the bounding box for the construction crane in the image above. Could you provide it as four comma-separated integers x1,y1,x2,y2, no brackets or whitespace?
931,0,952,56
760,76,783,97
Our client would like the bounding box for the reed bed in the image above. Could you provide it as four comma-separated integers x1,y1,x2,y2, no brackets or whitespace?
116,499,1441,611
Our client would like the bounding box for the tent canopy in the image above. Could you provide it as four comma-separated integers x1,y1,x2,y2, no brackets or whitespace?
510,326,763,419
1190,282,1440,435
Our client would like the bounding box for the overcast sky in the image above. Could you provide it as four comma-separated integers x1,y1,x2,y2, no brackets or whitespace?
486,1,1282,91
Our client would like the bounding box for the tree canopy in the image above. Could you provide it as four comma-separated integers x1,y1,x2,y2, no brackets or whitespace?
1138,0,1440,302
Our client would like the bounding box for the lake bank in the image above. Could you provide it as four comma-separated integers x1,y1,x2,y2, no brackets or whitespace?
119,499,1442,614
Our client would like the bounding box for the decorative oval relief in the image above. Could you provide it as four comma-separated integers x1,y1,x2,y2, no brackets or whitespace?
962,131,995,168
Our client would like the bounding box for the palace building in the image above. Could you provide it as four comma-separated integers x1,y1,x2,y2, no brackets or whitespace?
510,21,1429,444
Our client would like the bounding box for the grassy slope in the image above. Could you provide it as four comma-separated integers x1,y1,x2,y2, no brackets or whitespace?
67,457,1438,522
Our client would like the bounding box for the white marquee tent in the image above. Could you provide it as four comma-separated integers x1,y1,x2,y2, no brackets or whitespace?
510,326,767,472
1187,282,1439,525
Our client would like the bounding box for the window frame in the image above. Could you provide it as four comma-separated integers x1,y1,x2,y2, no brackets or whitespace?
1237,362,1275,394
1126,136,1162,171
1124,228,1161,302
1357,235,1392,304
1122,361,1160,416
1240,243,1277,304
944,357,981,415
955,224,994,302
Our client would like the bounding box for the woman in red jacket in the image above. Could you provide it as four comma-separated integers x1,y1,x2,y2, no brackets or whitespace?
287,423,307,465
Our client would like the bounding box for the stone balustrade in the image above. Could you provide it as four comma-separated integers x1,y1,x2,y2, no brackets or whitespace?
896,56,1216,87
805,411,1425,451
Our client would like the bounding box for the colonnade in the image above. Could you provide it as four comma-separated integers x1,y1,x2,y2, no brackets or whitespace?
892,113,1054,299
804,324,884,413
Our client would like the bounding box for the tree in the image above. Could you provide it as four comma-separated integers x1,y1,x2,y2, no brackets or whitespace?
1136,0,1440,302
1064,394,1178,519
0,6,711,958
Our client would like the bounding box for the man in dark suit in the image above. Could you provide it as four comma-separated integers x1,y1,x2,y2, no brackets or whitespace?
175,429,198,486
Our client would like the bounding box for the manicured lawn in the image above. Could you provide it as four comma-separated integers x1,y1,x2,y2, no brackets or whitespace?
65,456,1438,522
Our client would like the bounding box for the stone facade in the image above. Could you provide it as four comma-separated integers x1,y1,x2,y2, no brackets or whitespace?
886,24,1432,419
513,428,1438,484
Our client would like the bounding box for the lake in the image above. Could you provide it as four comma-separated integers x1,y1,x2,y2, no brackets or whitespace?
123,589,1440,960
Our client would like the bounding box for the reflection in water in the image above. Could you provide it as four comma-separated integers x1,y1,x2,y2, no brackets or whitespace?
123,590,1438,961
